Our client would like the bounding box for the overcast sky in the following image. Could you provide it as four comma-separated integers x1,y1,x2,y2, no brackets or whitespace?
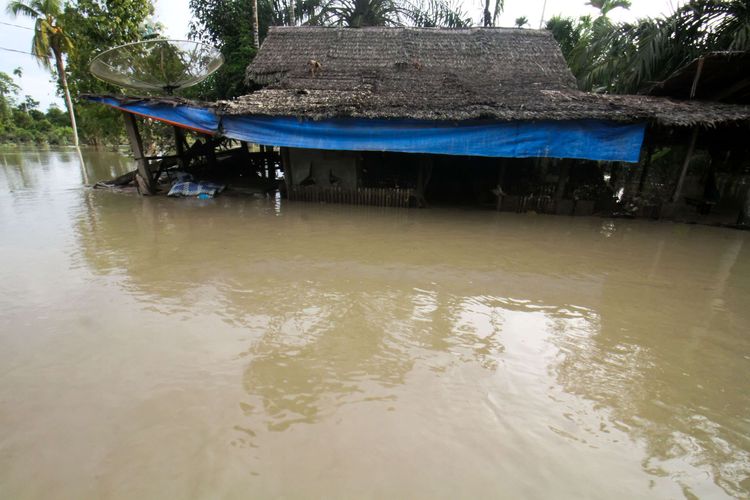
0,0,683,110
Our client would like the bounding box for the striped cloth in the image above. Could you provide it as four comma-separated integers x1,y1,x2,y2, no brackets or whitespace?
167,181,226,198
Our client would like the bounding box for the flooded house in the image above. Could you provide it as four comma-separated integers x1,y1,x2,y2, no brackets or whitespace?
86,27,750,217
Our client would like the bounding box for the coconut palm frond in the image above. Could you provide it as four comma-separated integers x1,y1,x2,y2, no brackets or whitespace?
492,0,503,25
32,18,53,67
6,0,41,18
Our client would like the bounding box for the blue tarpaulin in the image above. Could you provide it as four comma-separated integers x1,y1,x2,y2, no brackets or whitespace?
223,115,646,163
85,96,220,135
86,97,645,162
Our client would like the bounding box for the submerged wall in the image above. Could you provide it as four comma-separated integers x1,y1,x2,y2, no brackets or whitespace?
287,148,360,189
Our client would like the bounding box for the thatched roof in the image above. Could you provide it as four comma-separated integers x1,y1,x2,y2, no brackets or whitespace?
218,26,750,127
649,51,750,104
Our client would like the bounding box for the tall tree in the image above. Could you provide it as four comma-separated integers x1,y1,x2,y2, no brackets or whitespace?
409,0,471,28
7,0,79,146
586,0,631,17
310,0,404,27
62,0,153,145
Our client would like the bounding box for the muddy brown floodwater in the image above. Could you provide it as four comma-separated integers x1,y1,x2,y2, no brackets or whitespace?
0,147,749,499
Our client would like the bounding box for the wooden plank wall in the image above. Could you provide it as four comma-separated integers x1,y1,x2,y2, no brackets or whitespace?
288,186,414,208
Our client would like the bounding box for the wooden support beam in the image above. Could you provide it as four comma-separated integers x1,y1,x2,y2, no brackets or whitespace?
555,159,570,201
173,126,187,170
122,111,154,195
637,139,655,196
495,159,507,211
204,135,218,169
280,147,293,196
672,127,699,203
416,157,433,208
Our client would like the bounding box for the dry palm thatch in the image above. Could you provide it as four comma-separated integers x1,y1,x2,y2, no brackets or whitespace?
218,26,750,127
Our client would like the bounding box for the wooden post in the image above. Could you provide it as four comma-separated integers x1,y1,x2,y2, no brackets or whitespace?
495,159,507,211
122,111,154,195
556,159,570,201
174,126,187,170
280,147,293,197
204,135,218,169
672,127,699,203
637,136,655,196
416,157,433,208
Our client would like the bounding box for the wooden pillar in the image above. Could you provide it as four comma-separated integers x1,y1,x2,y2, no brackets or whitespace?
205,135,217,169
637,137,655,196
174,126,187,170
416,157,433,208
280,147,293,198
672,127,699,203
495,159,507,211
555,159,570,201
122,111,154,195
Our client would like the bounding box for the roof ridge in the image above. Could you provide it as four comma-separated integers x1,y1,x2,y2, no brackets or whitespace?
266,26,553,36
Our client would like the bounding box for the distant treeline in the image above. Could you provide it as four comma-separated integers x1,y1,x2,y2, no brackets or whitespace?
0,71,73,145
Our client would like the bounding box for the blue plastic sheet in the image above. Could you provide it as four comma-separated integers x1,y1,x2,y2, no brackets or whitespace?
85,96,220,135
223,116,645,162
86,97,645,162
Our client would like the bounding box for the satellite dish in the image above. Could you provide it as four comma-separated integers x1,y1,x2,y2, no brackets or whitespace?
89,39,224,94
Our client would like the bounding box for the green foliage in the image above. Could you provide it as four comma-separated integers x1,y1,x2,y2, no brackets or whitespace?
409,0,471,28
61,0,154,145
585,0,631,17
0,71,76,144
548,0,750,94
310,0,404,27
6,0,79,144
188,0,262,100
7,0,72,68
515,16,528,28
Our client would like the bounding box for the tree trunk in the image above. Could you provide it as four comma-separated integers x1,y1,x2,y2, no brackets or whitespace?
53,48,79,147
252,0,260,49
289,0,296,25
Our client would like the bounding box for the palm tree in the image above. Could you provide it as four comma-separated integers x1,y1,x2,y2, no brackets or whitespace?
586,0,631,17
409,0,471,28
311,0,405,27
483,0,503,27
515,16,528,28
7,0,79,146
590,0,750,93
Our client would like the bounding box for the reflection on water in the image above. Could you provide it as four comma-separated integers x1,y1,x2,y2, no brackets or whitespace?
1,147,749,498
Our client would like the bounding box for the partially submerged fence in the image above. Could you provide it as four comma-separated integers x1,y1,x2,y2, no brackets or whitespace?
288,186,414,208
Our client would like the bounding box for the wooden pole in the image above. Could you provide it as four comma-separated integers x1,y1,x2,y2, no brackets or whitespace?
122,111,154,195
672,127,699,203
173,126,187,170
252,0,260,49
495,159,507,211
555,159,570,201
637,136,655,196
416,157,433,208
